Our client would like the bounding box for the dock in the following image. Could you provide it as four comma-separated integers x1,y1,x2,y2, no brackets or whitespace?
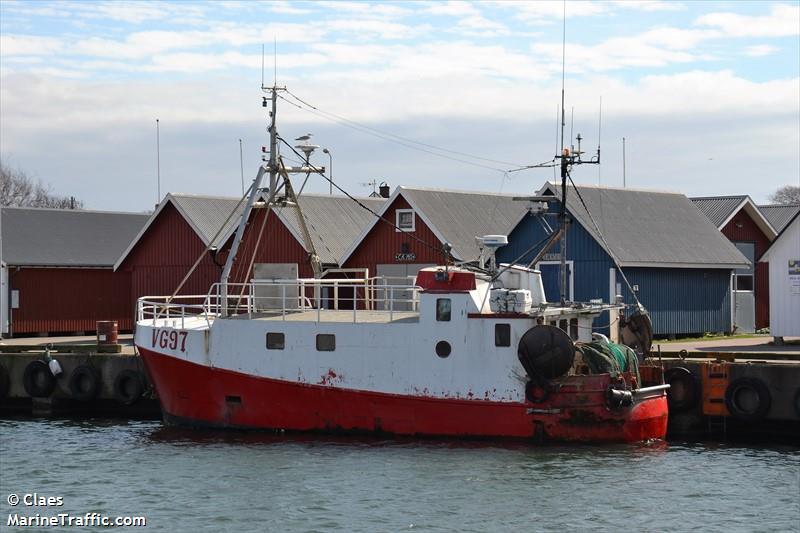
0,334,159,418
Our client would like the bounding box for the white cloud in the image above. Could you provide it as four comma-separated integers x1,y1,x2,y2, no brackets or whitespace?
491,0,606,23
744,44,779,58
695,4,800,38
0,34,63,56
611,1,686,12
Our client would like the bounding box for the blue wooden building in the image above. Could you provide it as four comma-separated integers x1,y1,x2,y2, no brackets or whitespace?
497,183,750,337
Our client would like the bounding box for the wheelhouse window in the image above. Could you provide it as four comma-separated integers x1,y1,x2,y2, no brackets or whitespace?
436,298,451,322
495,323,511,347
266,332,285,350
316,334,336,351
396,209,415,232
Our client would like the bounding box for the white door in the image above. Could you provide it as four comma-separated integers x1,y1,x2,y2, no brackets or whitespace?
1,262,7,336
376,263,435,311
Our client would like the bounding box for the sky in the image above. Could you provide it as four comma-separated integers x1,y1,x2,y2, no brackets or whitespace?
1,0,798,212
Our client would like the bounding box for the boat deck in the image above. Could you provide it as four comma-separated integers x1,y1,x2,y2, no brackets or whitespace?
231,309,420,324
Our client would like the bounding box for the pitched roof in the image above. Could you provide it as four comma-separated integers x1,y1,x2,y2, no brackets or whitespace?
690,195,748,227
340,186,531,264
1,207,149,267
114,192,384,270
542,183,750,268
758,203,800,233
691,194,777,240
277,195,385,265
760,209,800,262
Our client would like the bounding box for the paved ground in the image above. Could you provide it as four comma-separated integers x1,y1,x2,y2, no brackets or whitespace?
0,334,136,355
655,335,800,354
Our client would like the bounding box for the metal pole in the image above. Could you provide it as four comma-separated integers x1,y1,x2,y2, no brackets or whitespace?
323,148,333,195
239,138,245,195
622,137,626,188
156,118,161,205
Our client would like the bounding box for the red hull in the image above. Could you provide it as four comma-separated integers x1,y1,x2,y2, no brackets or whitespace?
139,347,668,443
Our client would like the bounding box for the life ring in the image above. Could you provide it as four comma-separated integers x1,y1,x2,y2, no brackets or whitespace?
69,365,100,402
525,377,550,404
114,370,144,405
23,360,56,398
0,364,10,398
725,377,771,423
664,367,699,413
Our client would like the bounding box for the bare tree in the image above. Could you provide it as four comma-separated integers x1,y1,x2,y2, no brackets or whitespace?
768,185,800,205
0,161,83,209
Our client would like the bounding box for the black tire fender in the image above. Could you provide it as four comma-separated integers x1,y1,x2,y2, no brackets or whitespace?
0,364,10,398
664,367,699,413
69,365,101,402
114,369,144,405
23,360,56,398
725,377,771,423
794,387,800,419
525,377,550,404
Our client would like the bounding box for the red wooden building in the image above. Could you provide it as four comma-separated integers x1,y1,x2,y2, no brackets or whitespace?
0,207,148,336
692,195,777,330
114,193,385,312
340,187,529,286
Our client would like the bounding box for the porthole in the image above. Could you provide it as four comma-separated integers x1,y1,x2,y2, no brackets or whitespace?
435,341,451,358
495,323,511,347
266,332,285,350
316,334,336,351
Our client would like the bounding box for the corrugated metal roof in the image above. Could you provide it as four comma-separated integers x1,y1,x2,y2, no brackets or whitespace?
758,204,800,233
277,195,386,264
399,187,530,261
690,195,747,228
549,184,749,268
168,194,245,247
1,207,149,267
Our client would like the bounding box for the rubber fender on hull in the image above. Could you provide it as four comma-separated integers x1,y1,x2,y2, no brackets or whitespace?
69,365,101,402
664,367,699,413
725,377,771,423
518,325,575,380
0,364,9,398
23,360,57,398
114,370,145,405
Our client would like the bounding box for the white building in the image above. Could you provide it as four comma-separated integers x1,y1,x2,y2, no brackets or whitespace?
760,211,800,341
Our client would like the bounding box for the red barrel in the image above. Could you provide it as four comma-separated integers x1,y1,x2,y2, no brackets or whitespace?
97,321,119,345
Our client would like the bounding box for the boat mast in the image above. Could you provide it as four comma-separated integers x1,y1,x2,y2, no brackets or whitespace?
219,84,325,316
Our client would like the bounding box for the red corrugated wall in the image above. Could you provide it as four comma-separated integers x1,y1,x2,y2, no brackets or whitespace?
344,196,444,274
119,203,313,311
10,268,133,334
721,212,771,329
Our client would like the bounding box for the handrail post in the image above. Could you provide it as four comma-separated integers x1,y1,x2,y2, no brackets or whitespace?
353,284,357,323
334,281,339,310
389,286,394,321
282,284,286,321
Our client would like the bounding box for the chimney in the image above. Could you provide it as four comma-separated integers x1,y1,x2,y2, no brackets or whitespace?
379,182,390,198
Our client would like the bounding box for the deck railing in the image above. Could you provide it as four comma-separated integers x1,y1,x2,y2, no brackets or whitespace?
136,277,421,326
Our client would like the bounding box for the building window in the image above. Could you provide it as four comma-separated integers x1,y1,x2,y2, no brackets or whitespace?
495,324,511,347
266,332,285,350
436,298,451,321
316,334,336,351
735,275,754,291
396,209,415,232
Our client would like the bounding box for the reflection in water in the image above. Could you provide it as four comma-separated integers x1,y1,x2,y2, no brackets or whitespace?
1,418,798,533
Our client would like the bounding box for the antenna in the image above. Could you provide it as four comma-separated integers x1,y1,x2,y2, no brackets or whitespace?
156,118,161,205
597,96,602,185
239,139,245,195
261,44,265,89
569,106,574,152
273,37,277,87
622,137,627,188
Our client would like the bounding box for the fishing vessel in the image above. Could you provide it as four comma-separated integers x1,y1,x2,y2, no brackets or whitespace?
134,85,669,443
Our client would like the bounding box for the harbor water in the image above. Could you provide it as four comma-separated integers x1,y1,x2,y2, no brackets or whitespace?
1,418,798,532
